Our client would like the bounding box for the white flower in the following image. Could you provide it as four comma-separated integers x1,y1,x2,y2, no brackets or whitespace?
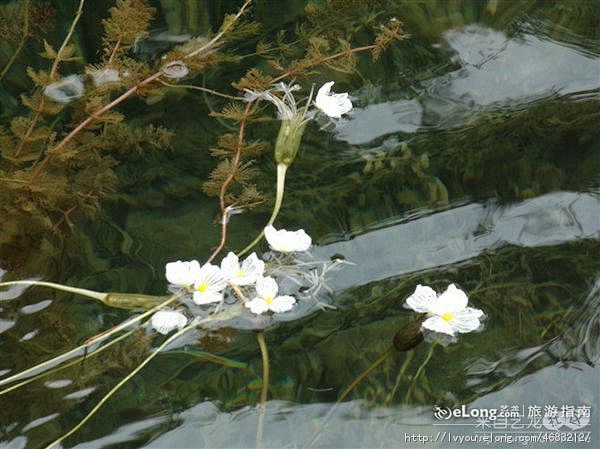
245,82,306,121
315,81,352,118
245,276,296,314
220,252,265,285
193,263,226,305
264,225,311,252
405,284,483,336
150,309,187,335
165,260,201,286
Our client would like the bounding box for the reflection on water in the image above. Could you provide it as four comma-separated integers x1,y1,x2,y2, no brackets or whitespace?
441,24,600,105
338,22,600,144
0,1,599,448
312,191,599,291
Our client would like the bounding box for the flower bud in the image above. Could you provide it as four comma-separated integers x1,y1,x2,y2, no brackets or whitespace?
393,316,425,352
274,115,307,166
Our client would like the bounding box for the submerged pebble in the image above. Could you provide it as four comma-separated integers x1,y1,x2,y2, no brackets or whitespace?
43,75,84,103
161,60,189,79
90,67,120,86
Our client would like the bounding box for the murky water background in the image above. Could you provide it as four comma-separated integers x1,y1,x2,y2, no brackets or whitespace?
1,1,599,448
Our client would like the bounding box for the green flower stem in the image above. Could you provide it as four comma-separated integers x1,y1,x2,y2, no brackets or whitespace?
43,305,242,449
255,331,270,448
238,163,288,256
0,280,169,310
0,288,184,388
0,280,106,301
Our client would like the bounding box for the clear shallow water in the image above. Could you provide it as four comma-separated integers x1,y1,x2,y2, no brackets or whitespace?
1,1,599,448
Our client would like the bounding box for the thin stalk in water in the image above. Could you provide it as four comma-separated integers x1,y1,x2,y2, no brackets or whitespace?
305,346,395,449
43,306,241,448
0,328,136,397
255,331,270,448
0,287,184,387
404,344,435,404
238,163,288,256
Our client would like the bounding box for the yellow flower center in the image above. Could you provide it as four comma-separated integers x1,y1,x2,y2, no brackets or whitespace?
264,296,273,304
196,282,208,293
236,269,246,278
441,312,453,322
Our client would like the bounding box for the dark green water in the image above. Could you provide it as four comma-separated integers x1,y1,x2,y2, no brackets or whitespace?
0,1,599,448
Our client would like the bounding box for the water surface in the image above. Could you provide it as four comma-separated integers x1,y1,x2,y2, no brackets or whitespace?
0,1,599,448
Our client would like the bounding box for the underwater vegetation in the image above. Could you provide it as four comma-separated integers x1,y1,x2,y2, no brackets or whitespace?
0,0,406,278
0,0,598,448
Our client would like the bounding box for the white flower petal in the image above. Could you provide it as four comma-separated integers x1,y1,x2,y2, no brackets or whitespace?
242,253,265,278
315,81,353,118
220,252,240,280
165,260,201,286
264,225,312,252
234,276,255,286
433,284,468,313
450,308,484,333
461,306,484,319
422,316,456,336
264,225,279,248
256,276,278,299
151,310,187,335
246,298,270,314
193,290,223,305
405,284,438,313
270,295,296,313
195,263,226,291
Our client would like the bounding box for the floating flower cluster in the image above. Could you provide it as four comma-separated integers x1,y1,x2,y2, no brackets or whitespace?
151,226,314,334
405,284,484,336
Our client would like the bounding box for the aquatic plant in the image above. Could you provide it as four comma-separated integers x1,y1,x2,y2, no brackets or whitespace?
0,1,412,446
1,2,597,448
0,0,55,82
304,283,484,448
